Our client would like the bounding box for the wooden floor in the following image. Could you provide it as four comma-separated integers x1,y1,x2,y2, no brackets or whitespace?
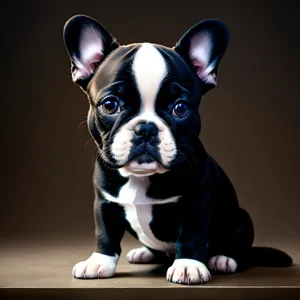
1,234,299,299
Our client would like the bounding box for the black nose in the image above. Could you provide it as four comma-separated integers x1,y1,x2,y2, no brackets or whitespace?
134,122,158,142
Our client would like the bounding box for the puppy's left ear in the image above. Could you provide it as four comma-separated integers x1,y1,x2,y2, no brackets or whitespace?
174,20,229,94
63,15,119,91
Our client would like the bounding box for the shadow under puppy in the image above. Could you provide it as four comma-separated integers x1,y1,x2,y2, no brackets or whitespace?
63,15,292,284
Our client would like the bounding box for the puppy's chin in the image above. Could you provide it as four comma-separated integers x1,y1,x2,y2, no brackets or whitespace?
118,161,169,177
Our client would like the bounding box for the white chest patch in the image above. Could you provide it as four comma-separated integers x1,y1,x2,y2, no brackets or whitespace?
101,176,178,253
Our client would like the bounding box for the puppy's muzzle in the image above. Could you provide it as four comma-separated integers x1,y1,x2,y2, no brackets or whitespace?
129,121,160,164
120,121,167,176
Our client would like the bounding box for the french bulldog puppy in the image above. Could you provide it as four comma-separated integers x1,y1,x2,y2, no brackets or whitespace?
63,15,255,284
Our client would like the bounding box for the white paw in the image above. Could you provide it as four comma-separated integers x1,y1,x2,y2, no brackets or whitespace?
166,259,211,285
208,255,238,273
72,252,119,279
127,247,155,264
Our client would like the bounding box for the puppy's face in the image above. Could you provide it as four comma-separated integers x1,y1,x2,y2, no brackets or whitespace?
63,16,229,177
88,43,201,177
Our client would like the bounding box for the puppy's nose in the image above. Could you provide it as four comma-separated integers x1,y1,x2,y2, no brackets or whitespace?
134,122,158,142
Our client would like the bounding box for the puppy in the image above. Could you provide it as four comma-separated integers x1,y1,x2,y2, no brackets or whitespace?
63,15,289,284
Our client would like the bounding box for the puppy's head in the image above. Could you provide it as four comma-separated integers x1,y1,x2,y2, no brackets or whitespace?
63,15,229,177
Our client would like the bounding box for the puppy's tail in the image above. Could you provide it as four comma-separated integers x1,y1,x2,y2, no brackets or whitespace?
249,247,293,268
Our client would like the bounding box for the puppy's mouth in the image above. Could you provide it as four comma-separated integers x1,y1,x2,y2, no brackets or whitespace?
122,154,168,177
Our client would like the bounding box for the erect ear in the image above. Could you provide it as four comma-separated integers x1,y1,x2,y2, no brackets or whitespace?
174,19,229,94
63,15,119,91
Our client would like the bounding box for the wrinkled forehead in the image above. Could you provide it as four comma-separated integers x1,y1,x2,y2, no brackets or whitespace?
88,43,199,104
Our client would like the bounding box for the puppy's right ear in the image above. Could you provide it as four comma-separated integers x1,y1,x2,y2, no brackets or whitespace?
63,15,118,91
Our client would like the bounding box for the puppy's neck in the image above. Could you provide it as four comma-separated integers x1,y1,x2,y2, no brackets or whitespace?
127,175,150,186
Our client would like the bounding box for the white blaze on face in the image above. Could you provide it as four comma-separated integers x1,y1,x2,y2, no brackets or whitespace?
111,43,177,175
132,42,167,112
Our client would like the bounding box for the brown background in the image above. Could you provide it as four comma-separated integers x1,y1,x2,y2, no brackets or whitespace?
1,0,299,246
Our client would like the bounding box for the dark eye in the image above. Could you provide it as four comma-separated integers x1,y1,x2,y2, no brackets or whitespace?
100,97,120,114
172,101,189,118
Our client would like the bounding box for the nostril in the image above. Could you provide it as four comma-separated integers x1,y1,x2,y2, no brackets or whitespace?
147,124,158,137
134,126,145,137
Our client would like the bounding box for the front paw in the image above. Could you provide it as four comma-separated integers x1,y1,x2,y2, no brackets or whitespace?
72,252,119,279
166,259,211,285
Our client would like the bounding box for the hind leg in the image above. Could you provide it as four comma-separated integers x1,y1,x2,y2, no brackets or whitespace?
208,255,238,273
127,247,156,264
208,208,254,274
127,246,173,264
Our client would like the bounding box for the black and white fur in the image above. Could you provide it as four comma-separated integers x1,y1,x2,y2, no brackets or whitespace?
63,15,292,284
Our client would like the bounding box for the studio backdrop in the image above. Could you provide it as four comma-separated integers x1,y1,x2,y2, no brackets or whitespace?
1,0,299,245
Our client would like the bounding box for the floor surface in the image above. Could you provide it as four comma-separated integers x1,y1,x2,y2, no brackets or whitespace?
1,234,299,299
